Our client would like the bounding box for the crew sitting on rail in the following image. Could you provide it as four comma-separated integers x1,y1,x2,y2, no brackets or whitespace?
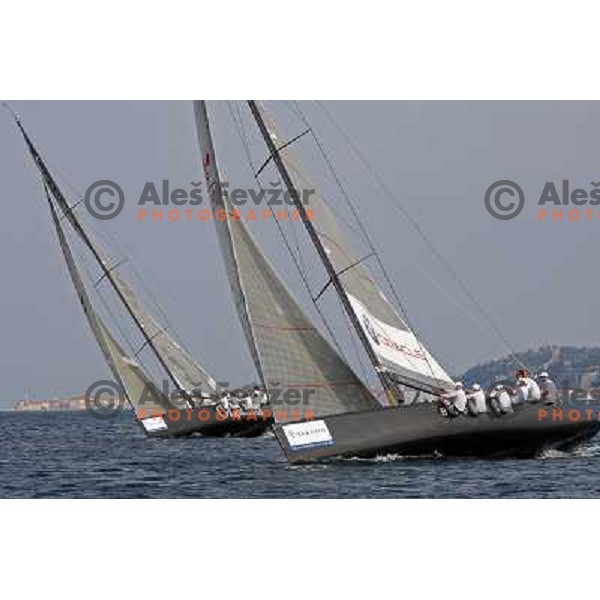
538,371,559,405
241,393,254,411
489,383,513,414
218,391,231,412
441,382,468,415
252,385,268,406
466,383,487,415
510,378,529,406
516,369,541,402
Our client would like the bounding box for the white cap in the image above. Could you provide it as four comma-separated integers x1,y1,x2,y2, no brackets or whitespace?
495,384,504,391
454,381,463,389
539,371,549,378
472,384,481,391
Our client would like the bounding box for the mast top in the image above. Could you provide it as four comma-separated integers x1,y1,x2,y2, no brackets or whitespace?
2,102,21,123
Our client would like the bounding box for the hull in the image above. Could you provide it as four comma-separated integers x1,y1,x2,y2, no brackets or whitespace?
139,406,273,438
273,403,600,462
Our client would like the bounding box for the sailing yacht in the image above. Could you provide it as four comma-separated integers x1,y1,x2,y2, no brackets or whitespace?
195,100,600,461
14,115,271,438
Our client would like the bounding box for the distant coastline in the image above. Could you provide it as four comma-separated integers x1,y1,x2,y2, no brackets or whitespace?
12,393,129,412
13,395,87,412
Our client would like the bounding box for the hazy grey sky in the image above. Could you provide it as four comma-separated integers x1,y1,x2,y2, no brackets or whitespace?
1,101,599,408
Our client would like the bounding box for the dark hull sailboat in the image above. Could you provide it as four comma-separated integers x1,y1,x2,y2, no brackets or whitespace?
13,113,272,440
141,405,272,438
195,100,600,463
273,403,600,462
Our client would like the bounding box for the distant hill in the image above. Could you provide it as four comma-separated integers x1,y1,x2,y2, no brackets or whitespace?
460,345,600,389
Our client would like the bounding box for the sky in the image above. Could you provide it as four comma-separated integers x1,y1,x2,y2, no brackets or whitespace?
1,100,599,409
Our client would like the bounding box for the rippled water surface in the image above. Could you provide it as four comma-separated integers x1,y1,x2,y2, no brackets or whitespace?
2,412,600,498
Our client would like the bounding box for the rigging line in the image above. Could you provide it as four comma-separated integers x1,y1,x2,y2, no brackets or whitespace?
314,100,528,372
413,255,523,363
271,214,346,359
334,277,371,387
274,104,370,243
254,128,312,178
48,165,197,362
93,257,129,288
79,245,139,359
313,252,376,303
290,101,439,380
18,136,177,338
133,326,170,358
225,101,346,359
62,197,185,354
250,105,312,291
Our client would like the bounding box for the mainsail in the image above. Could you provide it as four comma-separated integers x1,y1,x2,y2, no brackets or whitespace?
194,101,380,421
46,191,170,417
252,103,453,394
106,261,218,395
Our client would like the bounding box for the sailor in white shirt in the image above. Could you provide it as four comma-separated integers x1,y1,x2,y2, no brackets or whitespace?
523,373,541,402
241,394,253,411
252,386,268,406
511,378,529,406
515,369,541,403
490,384,513,414
218,391,231,412
466,383,487,414
442,382,468,414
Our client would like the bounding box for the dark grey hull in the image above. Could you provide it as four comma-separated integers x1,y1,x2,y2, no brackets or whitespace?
140,406,273,439
273,403,600,462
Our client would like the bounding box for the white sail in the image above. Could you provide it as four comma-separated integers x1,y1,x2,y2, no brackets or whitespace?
102,255,219,395
194,101,380,421
253,103,453,392
47,194,170,418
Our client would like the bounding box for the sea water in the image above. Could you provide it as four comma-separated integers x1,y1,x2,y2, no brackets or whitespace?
2,411,600,498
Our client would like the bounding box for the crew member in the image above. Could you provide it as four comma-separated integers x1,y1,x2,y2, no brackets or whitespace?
253,386,268,406
490,383,513,414
218,390,231,412
466,383,487,414
511,378,529,406
538,372,558,405
241,393,253,411
441,382,468,414
522,369,541,402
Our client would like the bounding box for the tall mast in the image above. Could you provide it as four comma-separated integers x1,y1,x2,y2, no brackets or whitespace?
194,101,265,387
14,117,191,408
247,101,401,405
